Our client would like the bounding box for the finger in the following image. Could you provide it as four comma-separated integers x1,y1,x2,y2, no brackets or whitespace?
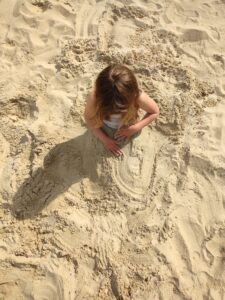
114,150,121,156
110,149,118,156
115,139,124,144
116,137,126,142
110,146,121,156
118,149,124,155
116,137,125,143
115,146,123,155
111,146,121,155
116,134,126,139
115,133,125,139
115,130,123,136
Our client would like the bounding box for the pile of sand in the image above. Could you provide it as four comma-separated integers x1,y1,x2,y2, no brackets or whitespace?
0,0,225,299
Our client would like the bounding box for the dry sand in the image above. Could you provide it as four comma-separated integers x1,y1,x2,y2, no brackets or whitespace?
0,0,225,299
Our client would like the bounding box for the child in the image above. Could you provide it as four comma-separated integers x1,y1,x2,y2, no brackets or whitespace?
84,63,160,156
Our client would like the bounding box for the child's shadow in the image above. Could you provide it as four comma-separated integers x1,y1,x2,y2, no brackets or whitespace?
11,130,107,220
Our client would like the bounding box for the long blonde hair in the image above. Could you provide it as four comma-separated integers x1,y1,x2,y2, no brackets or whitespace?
92,64,141,127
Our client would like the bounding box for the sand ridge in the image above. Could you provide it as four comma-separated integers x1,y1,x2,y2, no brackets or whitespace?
0,0,225,299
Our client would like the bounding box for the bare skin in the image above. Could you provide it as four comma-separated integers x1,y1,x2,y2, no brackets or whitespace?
84,89,160,156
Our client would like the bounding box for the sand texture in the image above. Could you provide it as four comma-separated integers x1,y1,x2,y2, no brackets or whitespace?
0,0,225,299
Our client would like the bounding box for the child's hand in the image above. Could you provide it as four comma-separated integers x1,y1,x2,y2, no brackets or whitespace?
102,137,123,156
115,124,140,139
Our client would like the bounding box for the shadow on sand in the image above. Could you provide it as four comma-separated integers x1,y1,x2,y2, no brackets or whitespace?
11,130,109,220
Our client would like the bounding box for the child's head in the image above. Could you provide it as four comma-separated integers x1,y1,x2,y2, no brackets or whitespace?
93,63,141,127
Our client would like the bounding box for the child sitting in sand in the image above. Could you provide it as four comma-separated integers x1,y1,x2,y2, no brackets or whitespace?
84,63,160,156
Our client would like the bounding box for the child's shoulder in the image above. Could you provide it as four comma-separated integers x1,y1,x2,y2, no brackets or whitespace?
88,88,96,100
137,89,147,105
84,89,97,118
137,89,160,114
86,88,97,106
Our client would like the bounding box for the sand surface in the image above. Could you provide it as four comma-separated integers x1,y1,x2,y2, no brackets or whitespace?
0,0,225,299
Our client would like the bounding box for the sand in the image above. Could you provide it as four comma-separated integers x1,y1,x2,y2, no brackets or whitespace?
0,0,225,299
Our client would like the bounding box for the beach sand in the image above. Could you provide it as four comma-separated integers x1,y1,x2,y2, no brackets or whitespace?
0,0,225,299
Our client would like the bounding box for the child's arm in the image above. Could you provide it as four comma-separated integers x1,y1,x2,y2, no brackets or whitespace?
84,90,123,155
135,91,160,130
115,91,159,139
84,90,108,142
